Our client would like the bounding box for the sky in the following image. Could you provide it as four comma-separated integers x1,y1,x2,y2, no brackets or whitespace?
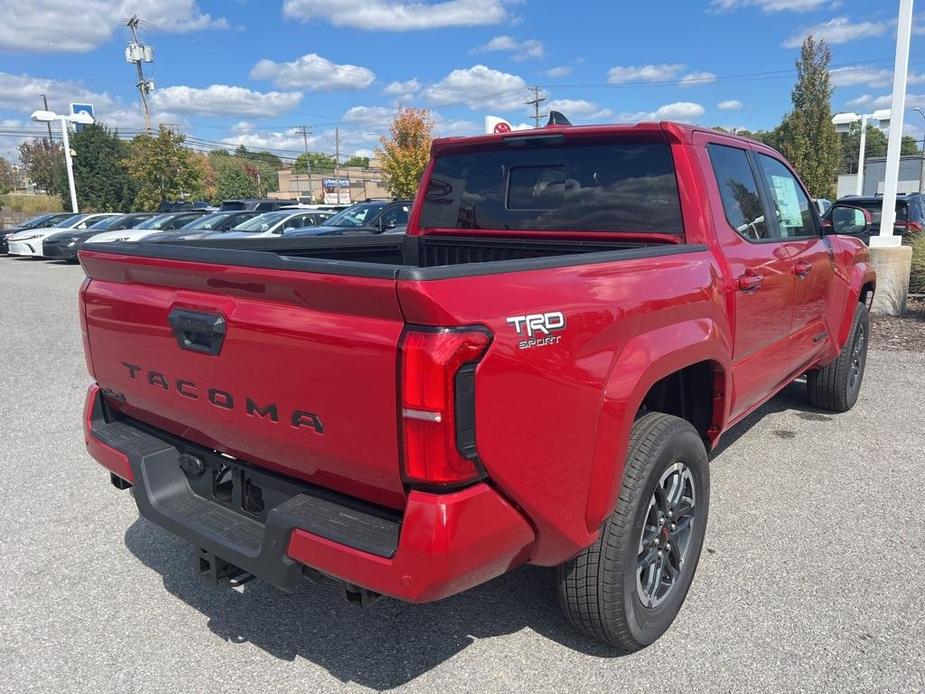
1,0,924,162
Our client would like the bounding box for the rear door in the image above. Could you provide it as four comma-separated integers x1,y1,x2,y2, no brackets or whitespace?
753,153,834,369
80,250,407,509
699,137,796,419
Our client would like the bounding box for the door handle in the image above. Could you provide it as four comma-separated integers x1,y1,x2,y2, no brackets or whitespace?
737,272,764,292
794,261,812,278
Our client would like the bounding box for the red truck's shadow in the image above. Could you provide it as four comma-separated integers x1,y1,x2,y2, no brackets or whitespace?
122,379,827,687
123,520,615,688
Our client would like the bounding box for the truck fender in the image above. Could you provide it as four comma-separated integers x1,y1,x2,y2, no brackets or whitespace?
584,318,731,533
835,263,876,349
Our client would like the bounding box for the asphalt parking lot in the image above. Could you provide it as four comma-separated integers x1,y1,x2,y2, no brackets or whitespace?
1,255,923,694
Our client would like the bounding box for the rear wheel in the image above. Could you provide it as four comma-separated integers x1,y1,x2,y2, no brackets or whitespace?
556,412,709,650
807,303,869,412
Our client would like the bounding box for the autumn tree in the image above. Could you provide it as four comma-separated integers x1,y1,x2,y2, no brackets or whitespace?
216,165,258,200
378,108,433,199
124,127,204,210
777,35,839,199
293,152,336,174
19,138,64,195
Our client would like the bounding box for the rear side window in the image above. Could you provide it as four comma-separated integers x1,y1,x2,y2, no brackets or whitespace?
755,154,816,238
419,140,683,234
707,144,770,241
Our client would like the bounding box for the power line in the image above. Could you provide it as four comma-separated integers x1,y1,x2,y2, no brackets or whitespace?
525,86,547,127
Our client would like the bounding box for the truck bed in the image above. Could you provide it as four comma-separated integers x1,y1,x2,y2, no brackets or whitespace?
84,234,699,280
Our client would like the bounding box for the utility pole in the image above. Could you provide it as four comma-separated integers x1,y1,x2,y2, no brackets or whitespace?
125,16,155,132
297,125,313,202
525,86,547,127
335,127,341,203
41,95,53,140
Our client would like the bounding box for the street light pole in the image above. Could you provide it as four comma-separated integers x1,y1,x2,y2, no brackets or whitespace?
856,113,869,196
913,107,925,193
59,117,78,213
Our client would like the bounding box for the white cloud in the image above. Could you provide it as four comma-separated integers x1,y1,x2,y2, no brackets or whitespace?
0,71,117,113
150,85,302,117
282,0,507,31
656,102,706,122
545,98,612,121
341,105,394,126
94,106,186,132
250,53,375,91
472,35,544,61
383,79,421,96
783,17,890,48
717,99,743,111
0,0,228,53
830,65,892,88
433,114,481,137
710,0,834,12
422,65,528,111
616,102,706,124
545,66,573,78
220,124,309,154
680,71,717,87
607,64,686,83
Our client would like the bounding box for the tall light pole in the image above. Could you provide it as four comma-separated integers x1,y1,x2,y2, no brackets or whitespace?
876,0,914,247
832,110,892,196
913,107,925,192
30,109,94,213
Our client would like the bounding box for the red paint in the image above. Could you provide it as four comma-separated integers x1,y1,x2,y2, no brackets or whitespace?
80,122,874,598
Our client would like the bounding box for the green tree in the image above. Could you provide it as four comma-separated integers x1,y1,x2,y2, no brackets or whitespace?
293,152,336,174
124,127,204,210
216,165,258,200
377,107,433,198
19,138,64,195
64,124,135,211
838,123,920,172
0,156,14,194
776,35,840,198
343,155,370,168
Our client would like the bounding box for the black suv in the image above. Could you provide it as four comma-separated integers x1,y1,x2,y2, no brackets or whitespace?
823,193,925,242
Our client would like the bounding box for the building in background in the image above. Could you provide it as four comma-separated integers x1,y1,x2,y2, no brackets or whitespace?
837,155,925,198
272,161,390,203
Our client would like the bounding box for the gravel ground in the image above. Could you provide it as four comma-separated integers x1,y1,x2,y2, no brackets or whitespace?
870,296,925,351
1,256,923,694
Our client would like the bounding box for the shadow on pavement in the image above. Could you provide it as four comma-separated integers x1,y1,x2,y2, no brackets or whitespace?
124,520,617,690
122,379,828,689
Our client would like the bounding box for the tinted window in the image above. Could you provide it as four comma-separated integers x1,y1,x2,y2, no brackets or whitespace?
380,205,409,228
755,154,816,238
418,140,683,234
707,144,770,241
847,201,908,227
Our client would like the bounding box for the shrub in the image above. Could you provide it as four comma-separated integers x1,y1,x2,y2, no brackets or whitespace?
910,231,925,294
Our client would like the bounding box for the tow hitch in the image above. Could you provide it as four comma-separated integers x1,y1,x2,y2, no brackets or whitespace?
196,548,255,588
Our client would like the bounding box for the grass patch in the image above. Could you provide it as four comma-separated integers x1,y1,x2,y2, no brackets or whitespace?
0,194,63,215
910,231,925,295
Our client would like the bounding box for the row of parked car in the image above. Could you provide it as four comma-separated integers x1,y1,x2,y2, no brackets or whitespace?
0,199,413,262
820,192,925,243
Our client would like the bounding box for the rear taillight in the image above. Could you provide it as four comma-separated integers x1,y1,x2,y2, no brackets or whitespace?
399,327,491,487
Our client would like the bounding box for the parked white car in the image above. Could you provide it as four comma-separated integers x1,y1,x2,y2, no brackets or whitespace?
212,210,333,238
82,211,209,244
6,213,118,257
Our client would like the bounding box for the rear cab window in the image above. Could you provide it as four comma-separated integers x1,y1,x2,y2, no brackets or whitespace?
707,144,770,241
418,138,684,234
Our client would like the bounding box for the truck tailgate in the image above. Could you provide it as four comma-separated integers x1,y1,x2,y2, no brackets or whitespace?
80,250,406,509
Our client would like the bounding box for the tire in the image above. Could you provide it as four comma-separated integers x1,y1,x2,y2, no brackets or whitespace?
807,303,869,413
556,412,710,651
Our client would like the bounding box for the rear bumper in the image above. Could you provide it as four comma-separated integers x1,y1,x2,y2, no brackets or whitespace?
83,384,534,602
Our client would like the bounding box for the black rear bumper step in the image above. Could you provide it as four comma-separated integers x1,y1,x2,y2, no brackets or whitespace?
90,402,401,592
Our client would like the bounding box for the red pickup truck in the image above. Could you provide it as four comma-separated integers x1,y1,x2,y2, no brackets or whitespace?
80,121,874,651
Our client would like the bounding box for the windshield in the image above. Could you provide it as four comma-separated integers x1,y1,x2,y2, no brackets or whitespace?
419,140,684,234
180,212,229,230
233,211,291,232
52,214,84,228
87,215,131,231
848,201,908,226
325,203,387,228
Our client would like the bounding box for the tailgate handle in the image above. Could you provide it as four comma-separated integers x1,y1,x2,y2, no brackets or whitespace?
168,308,226,356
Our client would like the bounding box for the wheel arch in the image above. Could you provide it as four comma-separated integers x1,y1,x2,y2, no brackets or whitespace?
584,319,731,533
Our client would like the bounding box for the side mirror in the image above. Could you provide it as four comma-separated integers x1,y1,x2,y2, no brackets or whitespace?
826,205,872,237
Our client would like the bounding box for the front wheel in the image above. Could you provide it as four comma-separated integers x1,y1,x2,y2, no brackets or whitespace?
556,412,710,651
807,303,869,413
